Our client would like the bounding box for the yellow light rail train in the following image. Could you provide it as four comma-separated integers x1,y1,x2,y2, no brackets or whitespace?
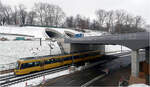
14,50,103,75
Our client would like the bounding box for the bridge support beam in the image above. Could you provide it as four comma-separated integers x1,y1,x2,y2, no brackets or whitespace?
131,50,139,77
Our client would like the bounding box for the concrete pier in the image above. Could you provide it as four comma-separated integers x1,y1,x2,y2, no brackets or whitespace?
131,50,139,77
145,47,150,64
145,47,150,84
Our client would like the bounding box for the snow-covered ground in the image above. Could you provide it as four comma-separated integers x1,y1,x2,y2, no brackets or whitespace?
128,84,149,87
105,45,131,53
0,41,61,64
0,26,47,39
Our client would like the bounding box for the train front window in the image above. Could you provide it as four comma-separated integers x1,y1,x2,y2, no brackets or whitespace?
16,62,20,70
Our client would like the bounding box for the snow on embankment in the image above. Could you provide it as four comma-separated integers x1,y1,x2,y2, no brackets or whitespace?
0,41,61,65
0,26,47,39
128,84,149,87
47,28,106,38
105,45,131,54
0,26,105,39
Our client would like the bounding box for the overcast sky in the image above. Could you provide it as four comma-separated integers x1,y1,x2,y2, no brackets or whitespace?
1,0,150,24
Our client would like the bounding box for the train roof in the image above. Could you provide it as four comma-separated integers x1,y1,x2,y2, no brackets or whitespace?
18,50,100,61
19,54,67,61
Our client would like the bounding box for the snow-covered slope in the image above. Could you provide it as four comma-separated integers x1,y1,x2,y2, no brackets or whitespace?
128,84,149,87
0,26,106,39
0,41,61,65
0,26,47,39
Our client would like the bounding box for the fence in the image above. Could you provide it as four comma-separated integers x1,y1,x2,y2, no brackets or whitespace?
0,62,16,71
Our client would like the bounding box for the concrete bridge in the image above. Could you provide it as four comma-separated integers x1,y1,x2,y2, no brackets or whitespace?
65,32,149,50
65,32,150,84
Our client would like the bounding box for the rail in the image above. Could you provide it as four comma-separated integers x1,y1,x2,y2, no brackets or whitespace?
0,65,68,87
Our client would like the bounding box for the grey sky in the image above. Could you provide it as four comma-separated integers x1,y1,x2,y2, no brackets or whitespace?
1,0,150,24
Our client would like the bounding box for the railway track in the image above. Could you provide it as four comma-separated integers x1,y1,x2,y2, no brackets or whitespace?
0,74,15,81
0,66,68,87
0,60,109,87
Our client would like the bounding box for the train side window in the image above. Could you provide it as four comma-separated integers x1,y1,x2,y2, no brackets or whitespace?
96,52,100,55
21,63,27,69
64,57,67,61
64,57,71,61
44,59,51,64
20,62,34,69
51,59,57,63
80,54,85,58
84,54,89,57
55,58,60,62
74,55,79,59
35,61,40,66
28,62,35,67
90,53,95,56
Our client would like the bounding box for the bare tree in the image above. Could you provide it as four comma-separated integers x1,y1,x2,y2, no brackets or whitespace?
90,20,99,30
26,11,37,25
53,5,65,27
0,1,3,25
115,10,126,25
74,14,82,28
95,9,107,27
46,4,55,26
85,18,90,29
18,4,27,25
11,6,19,25
124,14,134,26
133,16,145,28
65,16,74,28
105,10,115,32
34,3,45,25
0,5,12,25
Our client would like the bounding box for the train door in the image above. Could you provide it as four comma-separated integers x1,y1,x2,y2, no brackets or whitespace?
59,57,64,66
40,60,44,70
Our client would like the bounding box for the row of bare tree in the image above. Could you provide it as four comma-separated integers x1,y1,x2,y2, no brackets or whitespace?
0,2,65,27
65,15,90,29
95,9,145,33
0,1,146,33
64,9,146,33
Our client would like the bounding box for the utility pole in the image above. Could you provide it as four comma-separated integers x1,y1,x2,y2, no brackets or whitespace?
50,40,51,55
40,38,42,46
72,53,74,66
48,38,52,55
121,45,122,52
